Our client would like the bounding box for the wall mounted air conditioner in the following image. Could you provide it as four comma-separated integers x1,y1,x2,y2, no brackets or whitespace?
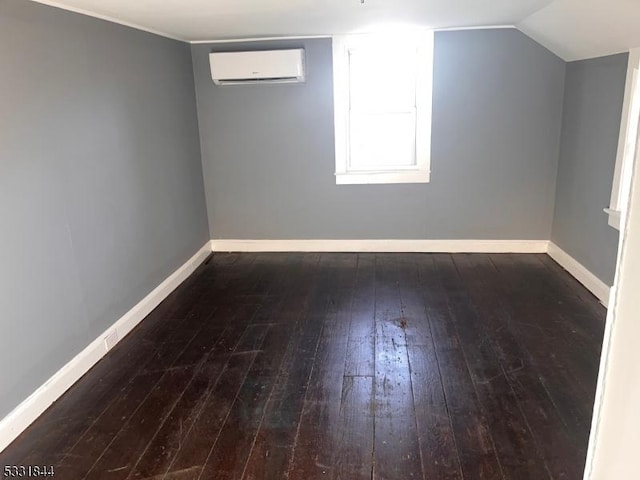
209,49,306,85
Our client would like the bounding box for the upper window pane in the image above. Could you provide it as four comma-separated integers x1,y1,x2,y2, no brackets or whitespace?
348,47,417,112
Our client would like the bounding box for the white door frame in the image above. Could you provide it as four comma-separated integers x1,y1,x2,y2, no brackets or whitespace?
584,104,640,479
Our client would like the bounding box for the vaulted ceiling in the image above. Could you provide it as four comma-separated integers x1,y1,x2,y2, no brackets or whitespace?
31,0,640,61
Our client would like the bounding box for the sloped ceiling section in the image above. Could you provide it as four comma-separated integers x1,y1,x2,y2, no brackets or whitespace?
517,0,640,61
30,0,640,60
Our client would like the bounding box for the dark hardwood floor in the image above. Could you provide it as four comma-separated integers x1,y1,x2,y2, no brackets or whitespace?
0,253,606,480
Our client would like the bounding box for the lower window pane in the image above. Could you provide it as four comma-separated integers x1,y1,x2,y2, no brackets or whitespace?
348,112,416,171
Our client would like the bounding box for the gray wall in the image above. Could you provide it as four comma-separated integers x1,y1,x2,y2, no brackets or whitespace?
192,30,566,240
551,54,628,285
0,0,209,417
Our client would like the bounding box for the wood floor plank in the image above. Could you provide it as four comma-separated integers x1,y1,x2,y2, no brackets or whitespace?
194,326,291,480
241,255,326,480
424,254,505,480
126,325,270,480
240,337,322,480
125,361,228,479
403,254,463,480
486,254,597,477
449,254,553,480
467,255,584,478
186,256,313,480
52,370,167,479
331,375,374,480
161,352,259,479
345,254,376,377
73,306,262,479
372,254,423,480
512,255,603,388
288,254,358,479
85,366,199,480
489,255,595,439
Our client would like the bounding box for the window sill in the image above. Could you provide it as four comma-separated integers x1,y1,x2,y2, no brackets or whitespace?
335,170,430,185
604,208,621,230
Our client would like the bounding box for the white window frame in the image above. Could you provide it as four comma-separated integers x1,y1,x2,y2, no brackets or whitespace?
606,48,640,230
332,31,434,185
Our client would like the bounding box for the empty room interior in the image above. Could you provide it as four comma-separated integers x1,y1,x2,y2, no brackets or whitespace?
2,0,640,479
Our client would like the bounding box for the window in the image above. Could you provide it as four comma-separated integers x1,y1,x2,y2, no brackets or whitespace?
607,48,640,230
332,31,434,184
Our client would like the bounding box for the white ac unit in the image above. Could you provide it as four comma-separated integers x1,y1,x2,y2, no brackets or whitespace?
209,49,306,85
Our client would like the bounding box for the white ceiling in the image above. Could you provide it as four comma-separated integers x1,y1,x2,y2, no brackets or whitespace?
32,0,640,61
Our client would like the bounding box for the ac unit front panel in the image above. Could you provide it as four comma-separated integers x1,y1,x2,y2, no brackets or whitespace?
209,49,305,83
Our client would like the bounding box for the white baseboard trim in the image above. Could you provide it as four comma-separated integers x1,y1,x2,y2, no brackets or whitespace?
0,242,212,453
547,242,611,307
210,239,550,253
